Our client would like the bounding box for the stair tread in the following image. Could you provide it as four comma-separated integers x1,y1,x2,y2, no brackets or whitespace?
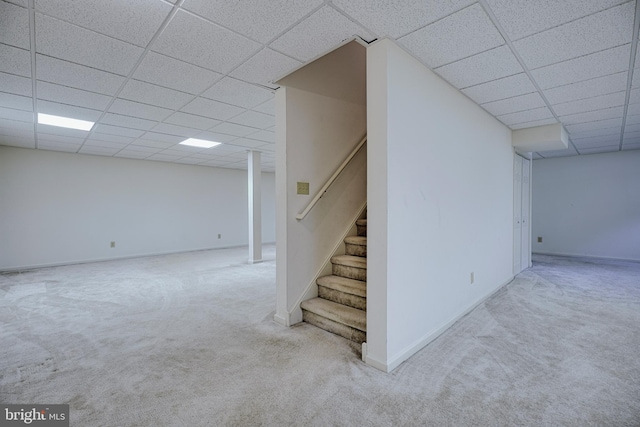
317,275,366,297
344,236,367,246
301,298,366,332
331,254,366,268
356,219,367,226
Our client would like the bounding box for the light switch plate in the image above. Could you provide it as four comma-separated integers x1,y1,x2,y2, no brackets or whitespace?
297,182,309,195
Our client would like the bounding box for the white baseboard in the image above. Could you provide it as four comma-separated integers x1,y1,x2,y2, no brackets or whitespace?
273,313,289,327
532,251,640,263
379,276,514,373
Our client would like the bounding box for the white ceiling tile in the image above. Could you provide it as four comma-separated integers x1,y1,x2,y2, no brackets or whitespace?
138,132,183,144
130,139,174,149
4,0,27,7
183,0,323,44
152,10,260,74
270,6,374,62
579,146,619,154
497,106,553,126
202,77,274,110
399,4,504,68
230,48,302,86
181,97,245,120
628,88,640,104
484,0,627,41
332,0,475,38
121,144,163,153
631,68,640,88
252,99,275,116
0,1,30,49
119,79,193,110
36,55,125,95
37,123,89,138
256,144,276,153
211,122,258,137
37,100,101,121
36,14,144,76
509,118,558,130
624,114,640,126
246,129,275,143
623,131,640,140
35,0,172,47
461,73,536,104
481,93,545,116
174,157,204,165
0,72,32,96
572,135,621,149
0,105,33,122
109,98,173,122
164,112,220,130
36,81,111,111
93,124,144,138
434,45,523,89
0,127,33,139
553,91,626,117
513,2,634,70
228,110,274,129
84,139,127,150
78,145,119,155
114,150,150,159
227,138,265,149
38,140,81,152
101,113,157,130
624,123,640,133
0,135,35,148
559,106,624,125
133,52,222,95
626,103,640,116
192,131,239,144
0,92,32,111
36,132,85,144
531,45,631,90
622,143,640,150
543,72,628,104
570,126,622,139
151,123,201,138
0,118,32,131
88,132,134,144
0,44,31,77
566,117,623,133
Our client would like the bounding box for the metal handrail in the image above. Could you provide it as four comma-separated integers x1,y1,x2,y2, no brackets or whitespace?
296,134,367,220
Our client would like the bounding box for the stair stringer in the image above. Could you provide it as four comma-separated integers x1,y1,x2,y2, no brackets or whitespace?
287,202,367,325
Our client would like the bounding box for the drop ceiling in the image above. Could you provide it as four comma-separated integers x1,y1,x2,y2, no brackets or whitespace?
0,0,638,170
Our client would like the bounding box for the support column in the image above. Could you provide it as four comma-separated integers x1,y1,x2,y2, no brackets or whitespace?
248,150,262,263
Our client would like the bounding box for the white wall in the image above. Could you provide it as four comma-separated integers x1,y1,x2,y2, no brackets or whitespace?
274,41,367,326
367,39,515,372
0,146,275,270
532,150,640,261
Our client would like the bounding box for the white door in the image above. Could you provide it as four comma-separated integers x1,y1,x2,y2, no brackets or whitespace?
521,158,531,270
513,155,522,274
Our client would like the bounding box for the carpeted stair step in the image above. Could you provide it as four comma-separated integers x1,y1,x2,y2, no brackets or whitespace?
345,236,367,257
301,297,366,343
317,275,366,310
331,255,366,281
356,219,367,237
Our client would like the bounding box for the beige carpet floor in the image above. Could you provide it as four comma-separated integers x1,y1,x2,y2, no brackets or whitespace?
1,246,639,426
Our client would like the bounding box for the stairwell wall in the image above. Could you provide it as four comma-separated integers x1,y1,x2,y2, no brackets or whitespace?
367,39,515,372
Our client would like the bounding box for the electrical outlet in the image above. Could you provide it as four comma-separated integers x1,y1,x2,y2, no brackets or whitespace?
110,241,115,248
218,234,221,239
470,272,474,284
537,237,543,243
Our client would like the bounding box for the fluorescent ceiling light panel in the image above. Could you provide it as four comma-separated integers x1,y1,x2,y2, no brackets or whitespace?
179,138,221,148
37,113,94,131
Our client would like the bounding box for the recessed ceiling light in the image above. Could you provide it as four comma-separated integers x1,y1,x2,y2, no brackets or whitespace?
37,113,94,131
179,138,221,148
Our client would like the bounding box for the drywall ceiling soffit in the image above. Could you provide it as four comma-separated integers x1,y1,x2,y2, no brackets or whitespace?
0,0,639,169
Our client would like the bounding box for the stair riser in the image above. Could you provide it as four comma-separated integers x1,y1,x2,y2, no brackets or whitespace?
302,310,366,344
318,286,366,310
357,225,367,237
345,243,366,257
333,264,366,281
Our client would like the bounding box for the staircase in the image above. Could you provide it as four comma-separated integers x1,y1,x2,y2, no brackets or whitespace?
300,218,367,343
